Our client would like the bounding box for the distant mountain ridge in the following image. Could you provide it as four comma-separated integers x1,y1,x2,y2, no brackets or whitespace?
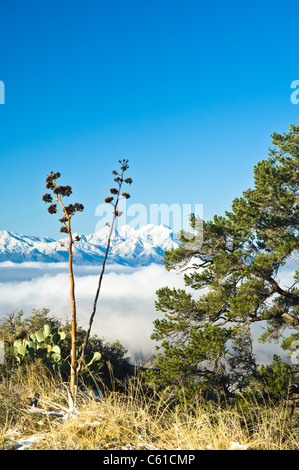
0,224,180,266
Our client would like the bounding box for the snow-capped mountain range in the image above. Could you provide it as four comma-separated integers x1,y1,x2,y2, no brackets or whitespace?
0,224,180,266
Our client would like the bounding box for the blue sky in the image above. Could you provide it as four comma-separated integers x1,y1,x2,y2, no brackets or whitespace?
0,0,299,239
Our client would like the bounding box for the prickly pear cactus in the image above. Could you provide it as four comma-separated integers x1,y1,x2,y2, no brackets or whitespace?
9,324,66,368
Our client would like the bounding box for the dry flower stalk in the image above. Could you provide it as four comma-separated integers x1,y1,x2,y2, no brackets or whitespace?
43,172,84,399
42,161,132,398
77,159,132,374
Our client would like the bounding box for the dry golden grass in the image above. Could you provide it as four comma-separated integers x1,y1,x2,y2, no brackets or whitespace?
0,363,298,450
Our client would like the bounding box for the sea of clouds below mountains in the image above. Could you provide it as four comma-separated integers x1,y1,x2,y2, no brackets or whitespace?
0,259,295,364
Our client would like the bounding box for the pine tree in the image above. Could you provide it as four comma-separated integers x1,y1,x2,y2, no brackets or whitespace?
148,123,299,400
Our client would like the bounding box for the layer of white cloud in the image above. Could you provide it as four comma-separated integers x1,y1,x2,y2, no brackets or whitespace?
0,261,295,363
0,263,186,360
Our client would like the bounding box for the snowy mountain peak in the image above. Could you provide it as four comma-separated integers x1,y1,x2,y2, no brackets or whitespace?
0,225,180,266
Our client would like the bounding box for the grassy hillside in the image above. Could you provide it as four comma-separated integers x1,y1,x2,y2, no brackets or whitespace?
0,363,298,450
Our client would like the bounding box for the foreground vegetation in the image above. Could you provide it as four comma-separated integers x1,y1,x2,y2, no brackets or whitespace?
0,308,298,450
0,362,298,450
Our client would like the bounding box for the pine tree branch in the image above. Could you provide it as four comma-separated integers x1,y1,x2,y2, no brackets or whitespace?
265,275,299,302
282,312,299,326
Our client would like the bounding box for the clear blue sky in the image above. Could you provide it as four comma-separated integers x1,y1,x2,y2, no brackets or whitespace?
0,0,298,239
